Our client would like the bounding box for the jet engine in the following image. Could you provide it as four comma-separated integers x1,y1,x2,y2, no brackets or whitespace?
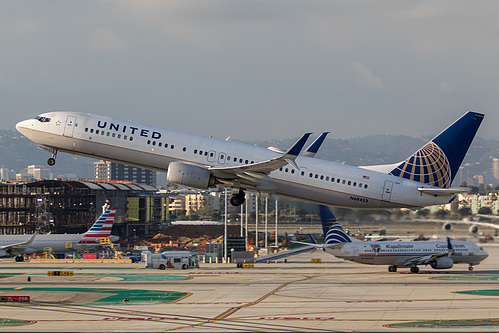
443,223,452,231
469,224,479,234
430,257,454,269
0,250,8,257
167,162,216,189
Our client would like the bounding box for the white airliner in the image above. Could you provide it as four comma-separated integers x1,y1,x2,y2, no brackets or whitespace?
258,206,489,273
0,207,119,258
16,111,483,209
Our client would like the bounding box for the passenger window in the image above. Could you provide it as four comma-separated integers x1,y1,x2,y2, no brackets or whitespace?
353,182,356,186
90,129,94,133
124,135,127,140
107,132,110,136
171,145,174,149
147,140,150,144
152,141,155,145
96,130,99,134
291,169,295,174
326,176,329,181
117,134,121,138
348,181,351,185
112,133,115,138
320,175,324,180
158,142,162,147
315,174,318,179
130,137,133,141
301,171,305,176
285,168,288,173
331,178,335,182
194,149,197,154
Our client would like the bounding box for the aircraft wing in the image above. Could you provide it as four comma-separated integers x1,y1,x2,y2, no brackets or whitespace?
417,187,470,196
0,232,37,252
209,133,312,187
254,244,317,263
403,238,454,266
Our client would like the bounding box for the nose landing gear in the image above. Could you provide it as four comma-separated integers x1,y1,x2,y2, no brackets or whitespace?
47,150,58,166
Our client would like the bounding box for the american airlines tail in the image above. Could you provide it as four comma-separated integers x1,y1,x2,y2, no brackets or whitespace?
78,207,117,245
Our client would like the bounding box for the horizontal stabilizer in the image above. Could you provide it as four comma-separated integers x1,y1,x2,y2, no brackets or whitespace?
417,187,470,196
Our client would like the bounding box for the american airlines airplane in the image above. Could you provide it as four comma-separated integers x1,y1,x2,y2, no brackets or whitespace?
16,111,483,209
258,206,489,273
0,207,119,258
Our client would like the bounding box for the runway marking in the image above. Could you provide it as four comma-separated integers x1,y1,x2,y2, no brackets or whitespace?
385,318,499,329
164,275,312,331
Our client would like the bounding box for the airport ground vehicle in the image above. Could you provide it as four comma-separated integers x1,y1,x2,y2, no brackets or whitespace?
146,251,199,270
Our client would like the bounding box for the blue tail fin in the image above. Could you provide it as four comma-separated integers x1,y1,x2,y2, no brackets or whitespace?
318,205,353,245
389,111,484,188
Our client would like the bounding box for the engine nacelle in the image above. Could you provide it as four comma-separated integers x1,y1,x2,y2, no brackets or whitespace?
443,223,452,231
469,225,479,234
167,162,215,189
0,249,8,257
430,257,454,269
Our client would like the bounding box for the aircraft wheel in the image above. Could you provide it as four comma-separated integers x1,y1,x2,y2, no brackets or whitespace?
159,264,166,270
410,266,419,274
47,158,56,166
182,264,188,270
229,190,246,206
392,266,397,272
468,266,474,271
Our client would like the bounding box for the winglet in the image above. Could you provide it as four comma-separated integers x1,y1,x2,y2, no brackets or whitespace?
446,237,454,256
302,132,329,157
285,133,312,157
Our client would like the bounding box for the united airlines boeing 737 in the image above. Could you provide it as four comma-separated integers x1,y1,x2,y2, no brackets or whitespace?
16,111,483,209
0,207,119,258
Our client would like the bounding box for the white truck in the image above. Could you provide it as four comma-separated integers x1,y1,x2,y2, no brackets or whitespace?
146,251,199,270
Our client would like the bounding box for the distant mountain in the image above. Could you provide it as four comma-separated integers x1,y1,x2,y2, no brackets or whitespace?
2,129,498,186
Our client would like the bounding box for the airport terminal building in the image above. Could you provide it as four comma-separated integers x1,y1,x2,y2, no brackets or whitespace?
0,180,168,239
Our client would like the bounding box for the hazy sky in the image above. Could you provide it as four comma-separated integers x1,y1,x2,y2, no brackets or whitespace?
2,1,499,141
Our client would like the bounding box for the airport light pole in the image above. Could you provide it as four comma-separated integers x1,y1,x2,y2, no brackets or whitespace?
224,187,228,263
265,197,268,248
275,199,278,247
255,195,259,252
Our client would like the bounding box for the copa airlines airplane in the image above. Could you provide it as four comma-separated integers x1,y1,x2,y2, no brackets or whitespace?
258,206,489,273
16,111,483,209
0,207,119,258
318,205,488,273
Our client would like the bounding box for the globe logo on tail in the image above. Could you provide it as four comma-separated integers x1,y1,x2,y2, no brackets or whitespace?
389,142,451,188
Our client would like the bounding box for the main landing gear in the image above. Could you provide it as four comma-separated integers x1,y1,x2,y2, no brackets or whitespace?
410,266,420,274
47,150,58,166
468,264,474,271
229,189,246,206
388,265,398,272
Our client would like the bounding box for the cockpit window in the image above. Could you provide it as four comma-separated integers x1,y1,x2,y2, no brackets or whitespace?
35,116,51,123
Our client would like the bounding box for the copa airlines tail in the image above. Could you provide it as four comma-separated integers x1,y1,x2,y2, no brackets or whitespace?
0,207,119,257
318,205,488,273
16,111,483,209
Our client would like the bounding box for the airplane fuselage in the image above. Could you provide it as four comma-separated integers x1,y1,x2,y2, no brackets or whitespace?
328,240,488,267
0,234,117,257
17,112,460,209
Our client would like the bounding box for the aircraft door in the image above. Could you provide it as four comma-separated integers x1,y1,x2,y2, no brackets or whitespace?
63,115,77,138
381,180,393,202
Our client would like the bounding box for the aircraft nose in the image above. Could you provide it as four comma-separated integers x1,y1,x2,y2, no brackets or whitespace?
15,119,33,136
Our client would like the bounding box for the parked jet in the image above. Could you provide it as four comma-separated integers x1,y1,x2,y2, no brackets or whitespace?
258,206,489,273
0,207,119,258
16,111,483,209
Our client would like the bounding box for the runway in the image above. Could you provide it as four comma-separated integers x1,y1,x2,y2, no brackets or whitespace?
1,244,499,332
